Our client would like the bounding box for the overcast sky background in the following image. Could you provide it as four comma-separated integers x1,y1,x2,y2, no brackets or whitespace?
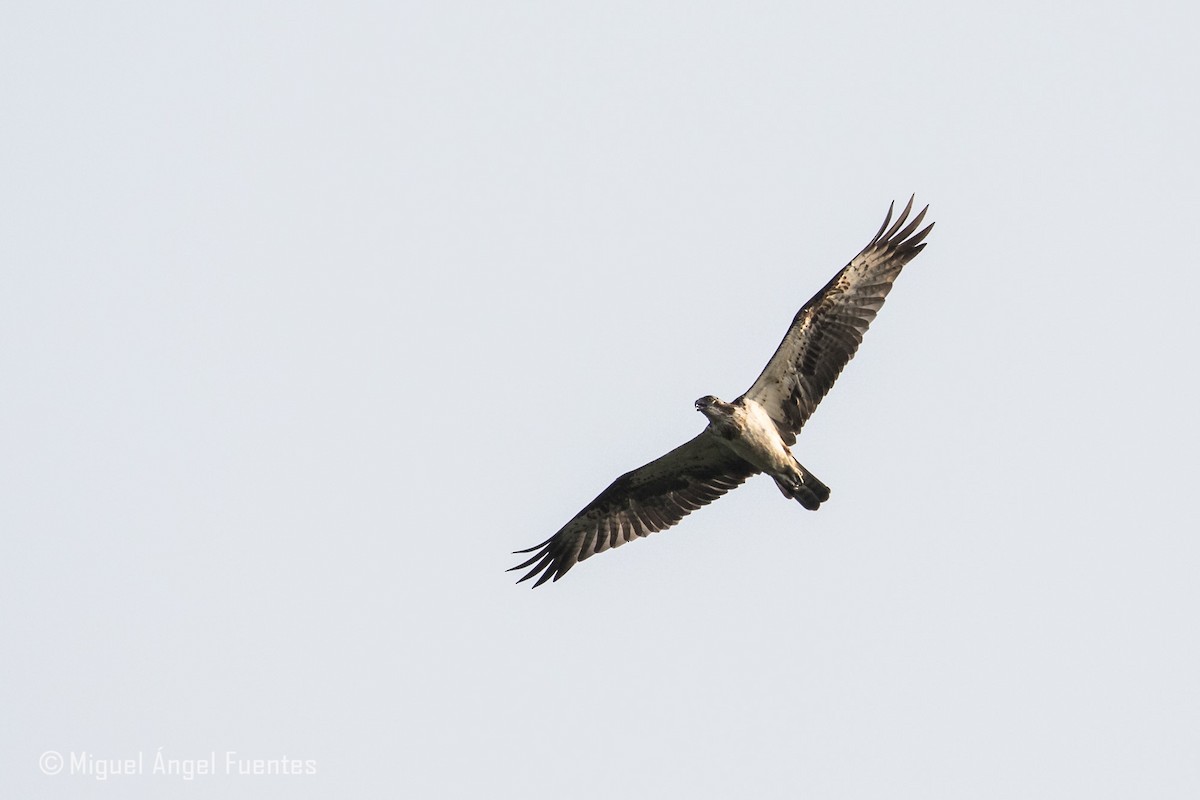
3,1,1198,797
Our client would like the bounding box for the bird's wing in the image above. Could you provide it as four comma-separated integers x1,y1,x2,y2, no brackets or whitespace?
510,431,758,587
742,197,933,445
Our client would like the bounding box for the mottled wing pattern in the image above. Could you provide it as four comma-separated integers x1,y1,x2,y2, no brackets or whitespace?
510,432,758,587
742,197,934,444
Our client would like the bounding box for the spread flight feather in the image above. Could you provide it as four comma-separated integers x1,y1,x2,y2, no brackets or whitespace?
511,198,934,587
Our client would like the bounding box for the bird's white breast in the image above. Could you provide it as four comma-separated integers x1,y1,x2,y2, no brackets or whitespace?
726,398,793,473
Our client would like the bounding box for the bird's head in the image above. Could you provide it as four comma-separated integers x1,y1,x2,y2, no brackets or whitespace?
694,395,730,422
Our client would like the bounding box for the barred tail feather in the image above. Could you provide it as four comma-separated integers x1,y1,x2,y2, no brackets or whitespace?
773,465,830,511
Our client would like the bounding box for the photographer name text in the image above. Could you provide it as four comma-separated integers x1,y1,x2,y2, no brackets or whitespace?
39,749,318,781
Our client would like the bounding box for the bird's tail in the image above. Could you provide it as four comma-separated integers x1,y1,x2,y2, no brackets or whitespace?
774,462,831,511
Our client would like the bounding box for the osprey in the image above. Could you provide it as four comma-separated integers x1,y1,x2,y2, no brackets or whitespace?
511,197,934,587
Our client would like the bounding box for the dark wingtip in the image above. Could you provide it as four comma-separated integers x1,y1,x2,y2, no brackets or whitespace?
509,539,573,587
508,543,553,581
512,536,553,555
881,195,915,241
869,200,896,245
907,220,935,250
868,197,934,256
894,204,929,241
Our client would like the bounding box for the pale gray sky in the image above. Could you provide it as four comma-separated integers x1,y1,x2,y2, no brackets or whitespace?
3,1,1198,798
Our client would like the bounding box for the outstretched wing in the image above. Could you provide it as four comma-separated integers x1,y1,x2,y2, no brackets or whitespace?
742,197,934,444
511,431,758,587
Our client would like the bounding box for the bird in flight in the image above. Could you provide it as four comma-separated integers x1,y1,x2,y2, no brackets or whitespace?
511,197,934,587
